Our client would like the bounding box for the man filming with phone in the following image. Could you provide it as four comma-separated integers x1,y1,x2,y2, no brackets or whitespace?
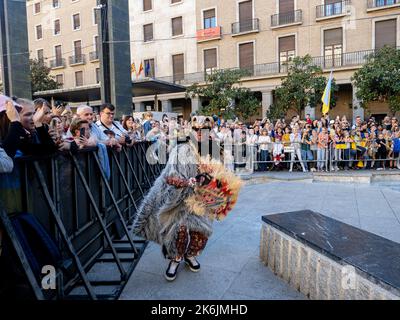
69,118,97,150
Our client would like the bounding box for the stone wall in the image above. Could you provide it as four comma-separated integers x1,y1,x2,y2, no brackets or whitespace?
260,222,400,300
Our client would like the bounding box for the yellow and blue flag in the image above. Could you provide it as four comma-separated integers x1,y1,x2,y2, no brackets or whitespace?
321,71,333,115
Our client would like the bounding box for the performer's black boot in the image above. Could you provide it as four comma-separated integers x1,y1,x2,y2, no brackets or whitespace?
165,259,181,281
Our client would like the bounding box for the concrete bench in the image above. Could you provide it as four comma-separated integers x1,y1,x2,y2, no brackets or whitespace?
260,210,400,300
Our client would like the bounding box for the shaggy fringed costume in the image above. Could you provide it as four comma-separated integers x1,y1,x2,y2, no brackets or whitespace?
132,141,214,260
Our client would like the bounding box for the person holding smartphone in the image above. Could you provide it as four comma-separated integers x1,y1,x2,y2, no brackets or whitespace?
69,118,97,150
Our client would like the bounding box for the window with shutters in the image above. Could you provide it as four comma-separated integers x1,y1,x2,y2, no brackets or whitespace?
144,58,155,77
74,40,82,59
55,45,62,62
203,9,216,29
54,19,61,35
73,14,81,30
75,71,84,87
324,28,343,68
172,17,183,37
93,8,100,25
277,0,296,25
172,54,184,82
56,74,64,88
239,0,253,32
34,2,41,14
143,0,152,11
375,19,397,50
36,25,43,40
96,68,101,83
239,42,254,74
279,35,295,72
143,23,153,42
37,49,44,65
204,48,217,73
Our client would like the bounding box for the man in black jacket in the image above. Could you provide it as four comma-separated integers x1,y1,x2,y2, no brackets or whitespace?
2,98,58,158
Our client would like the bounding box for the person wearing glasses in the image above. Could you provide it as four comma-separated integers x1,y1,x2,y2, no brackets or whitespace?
95,103,129,145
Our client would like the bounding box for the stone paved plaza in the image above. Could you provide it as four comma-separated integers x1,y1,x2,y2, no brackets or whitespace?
120,174,400,300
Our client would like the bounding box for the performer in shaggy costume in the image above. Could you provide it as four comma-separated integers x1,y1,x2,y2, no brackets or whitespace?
132,116,241,281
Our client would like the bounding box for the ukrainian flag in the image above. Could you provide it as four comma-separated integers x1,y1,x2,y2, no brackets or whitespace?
321,71,333,115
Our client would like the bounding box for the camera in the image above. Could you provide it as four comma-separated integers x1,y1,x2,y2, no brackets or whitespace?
125,135,132,144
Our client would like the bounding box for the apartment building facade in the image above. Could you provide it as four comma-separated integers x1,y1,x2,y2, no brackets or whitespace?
26,0,101,105
130,0,199,119
133,0,399,122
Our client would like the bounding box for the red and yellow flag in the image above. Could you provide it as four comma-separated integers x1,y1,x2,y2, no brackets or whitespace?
137,62,144,77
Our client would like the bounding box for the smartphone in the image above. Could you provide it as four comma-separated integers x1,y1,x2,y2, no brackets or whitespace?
80,127,85,138
50,118,58,129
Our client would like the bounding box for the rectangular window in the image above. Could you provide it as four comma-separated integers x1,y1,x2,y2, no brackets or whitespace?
375,19,397,50
37,49,44,64
239,42,254,74
93,8,100,25
53,0,60,8
75,71,83,87
34,2,41,14
36,25,43,40
143,23,153,42
96,68,101,83
279,0,294,13
144,58,155,77
324,0,344,16
203,9,216,29
94,35,99,53
239,0,253,33
172,17,183,37
143,0,152,11
171,0,182,4
54,19,61,35
204,48,217,72
56,74,64,87
55,45,62,61
73,13,81,30
279,35,295,72
324,28,343,68
74,40,82,58
172,54,184,82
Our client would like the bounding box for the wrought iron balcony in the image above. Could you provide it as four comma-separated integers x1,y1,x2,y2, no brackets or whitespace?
69,54,86,65
231,18,259,35
89,51,99,61
49,58,66,69
316,0,351,19
271,10,302,28
144,48,399,86
367,0,400,10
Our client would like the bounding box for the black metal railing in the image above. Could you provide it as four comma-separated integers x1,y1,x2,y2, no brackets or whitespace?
49,58,66,69
69,54,86,65
231,18,259,34
271,10,302,27
367,0,399,9
0,142,164,300
316,0,351,18
89,51,99,61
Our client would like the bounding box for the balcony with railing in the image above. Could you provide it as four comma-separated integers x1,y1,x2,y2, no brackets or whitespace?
49,58,66,69
89,51,99,62
316,0,351,20
69,54,86,66
139,48,398,87
271,10,302,28
231,18,259,36
367,0,400,11
196,26,222,42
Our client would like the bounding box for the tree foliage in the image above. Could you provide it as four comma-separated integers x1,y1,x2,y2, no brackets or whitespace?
30,59,59,93
352,46,400,114
186,69,260,121
271,55,338,119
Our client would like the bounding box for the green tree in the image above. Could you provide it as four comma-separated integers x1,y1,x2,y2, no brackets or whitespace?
352,46,400,115
30,59,59,93
186,69,260,121
271,55,338,119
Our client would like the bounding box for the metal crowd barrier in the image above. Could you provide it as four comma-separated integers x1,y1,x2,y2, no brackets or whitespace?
0,141,164,300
